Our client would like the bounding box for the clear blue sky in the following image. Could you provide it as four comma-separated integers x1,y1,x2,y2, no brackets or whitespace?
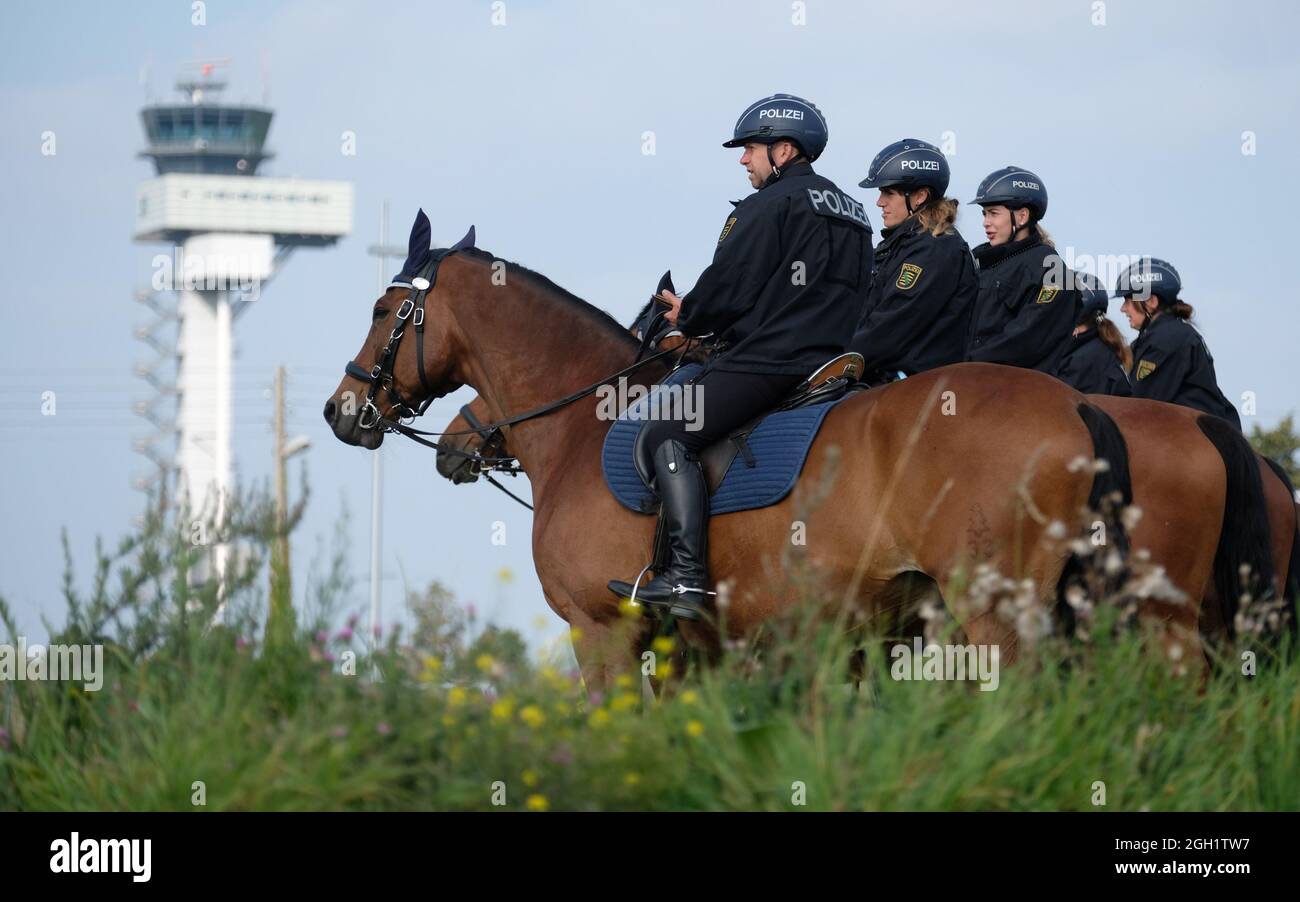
2,0,1298,645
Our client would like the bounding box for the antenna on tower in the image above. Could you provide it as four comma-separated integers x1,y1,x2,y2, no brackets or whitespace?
139,51,152,102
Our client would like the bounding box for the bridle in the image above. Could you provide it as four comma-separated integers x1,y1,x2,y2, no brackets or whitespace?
344,249,447,432
341,238,691,502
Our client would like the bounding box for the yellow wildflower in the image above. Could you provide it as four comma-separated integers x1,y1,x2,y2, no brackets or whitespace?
589,709,611,729
624,772,641,787
519,704,546,728
680,690,699,706
476,654,496,673
686,719,705,738
526,794,549,811
610,693,639,713
652,636,675,656
491,698,515,722
448,687,468,707
522,769,539,788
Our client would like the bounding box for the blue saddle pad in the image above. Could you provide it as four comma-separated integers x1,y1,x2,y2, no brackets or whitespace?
600,363,846,516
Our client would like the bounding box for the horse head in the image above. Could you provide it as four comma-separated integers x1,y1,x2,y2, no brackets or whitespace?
324,208,475,448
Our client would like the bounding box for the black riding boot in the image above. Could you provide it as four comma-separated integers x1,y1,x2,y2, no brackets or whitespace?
608,439,714,620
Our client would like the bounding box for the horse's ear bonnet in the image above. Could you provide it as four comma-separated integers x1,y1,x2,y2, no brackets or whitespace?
450,225,476,252
392,210,477,285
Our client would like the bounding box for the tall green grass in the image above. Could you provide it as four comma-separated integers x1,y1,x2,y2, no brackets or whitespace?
1,489,1296,811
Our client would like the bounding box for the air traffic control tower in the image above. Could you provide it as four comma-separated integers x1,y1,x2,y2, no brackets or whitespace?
134,64,351,569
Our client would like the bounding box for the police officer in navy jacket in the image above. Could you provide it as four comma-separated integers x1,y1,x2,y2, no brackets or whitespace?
1116,257,1240,429
1055,271,1132,396
849,139,976,379
966,167,1078,374
608,94,873,620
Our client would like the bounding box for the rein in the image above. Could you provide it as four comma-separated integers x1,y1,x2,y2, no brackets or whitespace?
374,342,681,450
343,245,693,508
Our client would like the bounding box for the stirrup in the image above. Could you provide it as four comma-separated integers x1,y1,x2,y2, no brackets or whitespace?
627,562,654,607
607,562,655,607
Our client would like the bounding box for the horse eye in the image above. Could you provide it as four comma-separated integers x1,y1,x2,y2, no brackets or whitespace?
372,308,387,322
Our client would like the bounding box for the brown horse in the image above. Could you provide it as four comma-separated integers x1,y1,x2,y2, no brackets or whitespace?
325,226,1153,691
442,378,1297,648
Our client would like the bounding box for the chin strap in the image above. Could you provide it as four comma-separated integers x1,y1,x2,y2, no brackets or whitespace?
765,144,805,184
1011,206,1035,243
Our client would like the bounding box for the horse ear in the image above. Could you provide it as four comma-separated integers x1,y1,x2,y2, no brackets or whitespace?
450,225,476,252
657,270,675,295
408,208,432,260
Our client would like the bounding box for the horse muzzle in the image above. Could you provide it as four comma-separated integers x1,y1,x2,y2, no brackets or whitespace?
323,397,385,449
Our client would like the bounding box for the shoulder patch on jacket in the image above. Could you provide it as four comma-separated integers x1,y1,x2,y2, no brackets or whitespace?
896,263,923,290
718,217,737,244
1135,359,1157,380
1035,286,1058,304
805,188,871,230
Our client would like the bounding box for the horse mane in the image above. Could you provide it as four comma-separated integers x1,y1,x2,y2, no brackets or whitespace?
454,247,639,351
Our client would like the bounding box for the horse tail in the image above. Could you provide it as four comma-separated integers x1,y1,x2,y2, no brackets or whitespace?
1056,402,1133,633
1259,456,1299,639
1196,414,1278,638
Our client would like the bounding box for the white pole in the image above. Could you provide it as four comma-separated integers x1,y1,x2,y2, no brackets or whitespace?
214,289,232,590
369,201,388,654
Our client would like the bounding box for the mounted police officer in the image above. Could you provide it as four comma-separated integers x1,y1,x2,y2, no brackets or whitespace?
966,167,1078,373
1054,271,1132,396
608,93,873,620
849,138,976,379
1116,257,1240,429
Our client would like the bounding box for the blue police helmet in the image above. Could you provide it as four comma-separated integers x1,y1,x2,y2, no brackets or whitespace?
722,94,828,162
859,138,950,196
1113,257,1182,302
1074,271,1110,321
971,166,1049,220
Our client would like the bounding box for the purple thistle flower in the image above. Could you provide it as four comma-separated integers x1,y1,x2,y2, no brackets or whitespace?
315,629,328,644
376,722,392,736
335,626,354,643
331,726,348,739
549,744,574,766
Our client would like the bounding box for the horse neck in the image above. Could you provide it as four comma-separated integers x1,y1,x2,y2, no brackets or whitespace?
445,259,658,500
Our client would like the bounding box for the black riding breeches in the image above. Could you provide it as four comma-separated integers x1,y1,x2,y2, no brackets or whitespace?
639,368,806,458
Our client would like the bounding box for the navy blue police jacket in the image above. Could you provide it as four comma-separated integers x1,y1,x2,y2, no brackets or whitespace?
849,216,976,377
1055,329,1132,396
676,161,874,375
966,235,1079,374
1129,313,1240,429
